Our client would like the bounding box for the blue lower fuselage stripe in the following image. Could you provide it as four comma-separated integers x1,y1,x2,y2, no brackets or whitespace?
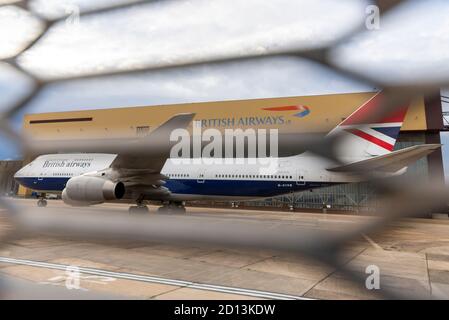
16,177,70,193
15,177,334,198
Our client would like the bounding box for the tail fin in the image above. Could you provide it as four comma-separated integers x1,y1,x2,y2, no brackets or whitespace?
328,92,409,161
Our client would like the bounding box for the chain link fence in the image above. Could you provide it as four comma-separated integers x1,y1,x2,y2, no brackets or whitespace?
0,0,448,299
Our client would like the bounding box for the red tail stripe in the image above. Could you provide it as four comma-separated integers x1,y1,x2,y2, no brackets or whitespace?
341,92,409,125
346,128,394,151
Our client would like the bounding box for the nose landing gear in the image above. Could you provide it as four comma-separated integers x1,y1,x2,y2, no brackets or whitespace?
37,198,47,207
37,193,47,207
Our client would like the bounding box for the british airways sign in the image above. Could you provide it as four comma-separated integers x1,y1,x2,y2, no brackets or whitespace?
197,105,311,128
198,116,287,128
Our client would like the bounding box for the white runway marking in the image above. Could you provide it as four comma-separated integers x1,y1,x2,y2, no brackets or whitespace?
0,256,312,300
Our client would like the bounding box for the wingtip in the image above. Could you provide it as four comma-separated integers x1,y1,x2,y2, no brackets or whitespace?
175,112,196,117
416,143,442,150
411,143,441,147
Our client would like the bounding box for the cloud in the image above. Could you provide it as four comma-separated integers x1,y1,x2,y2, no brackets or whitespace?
16,57,373,117
331,0,449,85
0,63,34,112
18,0,368,79
0,6,43,59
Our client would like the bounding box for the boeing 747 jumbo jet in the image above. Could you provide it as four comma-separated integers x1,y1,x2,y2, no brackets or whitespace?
14,93,440,213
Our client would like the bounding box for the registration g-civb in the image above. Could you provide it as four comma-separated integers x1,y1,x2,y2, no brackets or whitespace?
218,304,276,316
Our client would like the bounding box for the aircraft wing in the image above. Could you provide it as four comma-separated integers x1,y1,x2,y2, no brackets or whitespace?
110,113,195,185
326,144,441,173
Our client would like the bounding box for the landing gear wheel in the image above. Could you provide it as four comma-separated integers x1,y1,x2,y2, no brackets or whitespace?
157,202,186,214
37,199,47,207
129,206,149,214
157,206,169,214
175,206,186,213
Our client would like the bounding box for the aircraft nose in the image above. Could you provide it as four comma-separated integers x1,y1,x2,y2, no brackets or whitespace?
14,164,26,179
13,167,22,179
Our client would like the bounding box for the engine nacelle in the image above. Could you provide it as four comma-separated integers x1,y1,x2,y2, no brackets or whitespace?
62,175,125,206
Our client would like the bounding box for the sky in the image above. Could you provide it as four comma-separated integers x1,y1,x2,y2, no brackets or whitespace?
1,0,449,178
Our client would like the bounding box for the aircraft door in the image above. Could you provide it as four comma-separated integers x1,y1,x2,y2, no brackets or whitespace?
197,169,206,184
296,170,306,186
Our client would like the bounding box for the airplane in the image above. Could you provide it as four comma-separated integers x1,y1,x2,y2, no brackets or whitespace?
14,92,441,213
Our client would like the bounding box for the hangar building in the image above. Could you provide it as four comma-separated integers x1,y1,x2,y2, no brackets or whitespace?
17,91,444,211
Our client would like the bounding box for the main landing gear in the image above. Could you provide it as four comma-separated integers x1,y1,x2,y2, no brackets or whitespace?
128,197,149,214
37,194,47,207
157,201,186,214
129,205,149,214
128,199,186,214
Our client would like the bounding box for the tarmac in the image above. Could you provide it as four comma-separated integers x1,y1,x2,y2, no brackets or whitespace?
1,198,449,300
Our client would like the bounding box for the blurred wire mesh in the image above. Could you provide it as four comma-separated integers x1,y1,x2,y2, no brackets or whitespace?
0,0,448,299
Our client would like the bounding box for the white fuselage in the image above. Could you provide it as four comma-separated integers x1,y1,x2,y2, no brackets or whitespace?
14,153,373,201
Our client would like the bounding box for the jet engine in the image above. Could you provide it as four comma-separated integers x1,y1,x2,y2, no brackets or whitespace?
62,175,125,206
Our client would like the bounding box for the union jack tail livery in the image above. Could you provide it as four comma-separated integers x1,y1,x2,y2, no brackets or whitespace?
329,92,409,161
